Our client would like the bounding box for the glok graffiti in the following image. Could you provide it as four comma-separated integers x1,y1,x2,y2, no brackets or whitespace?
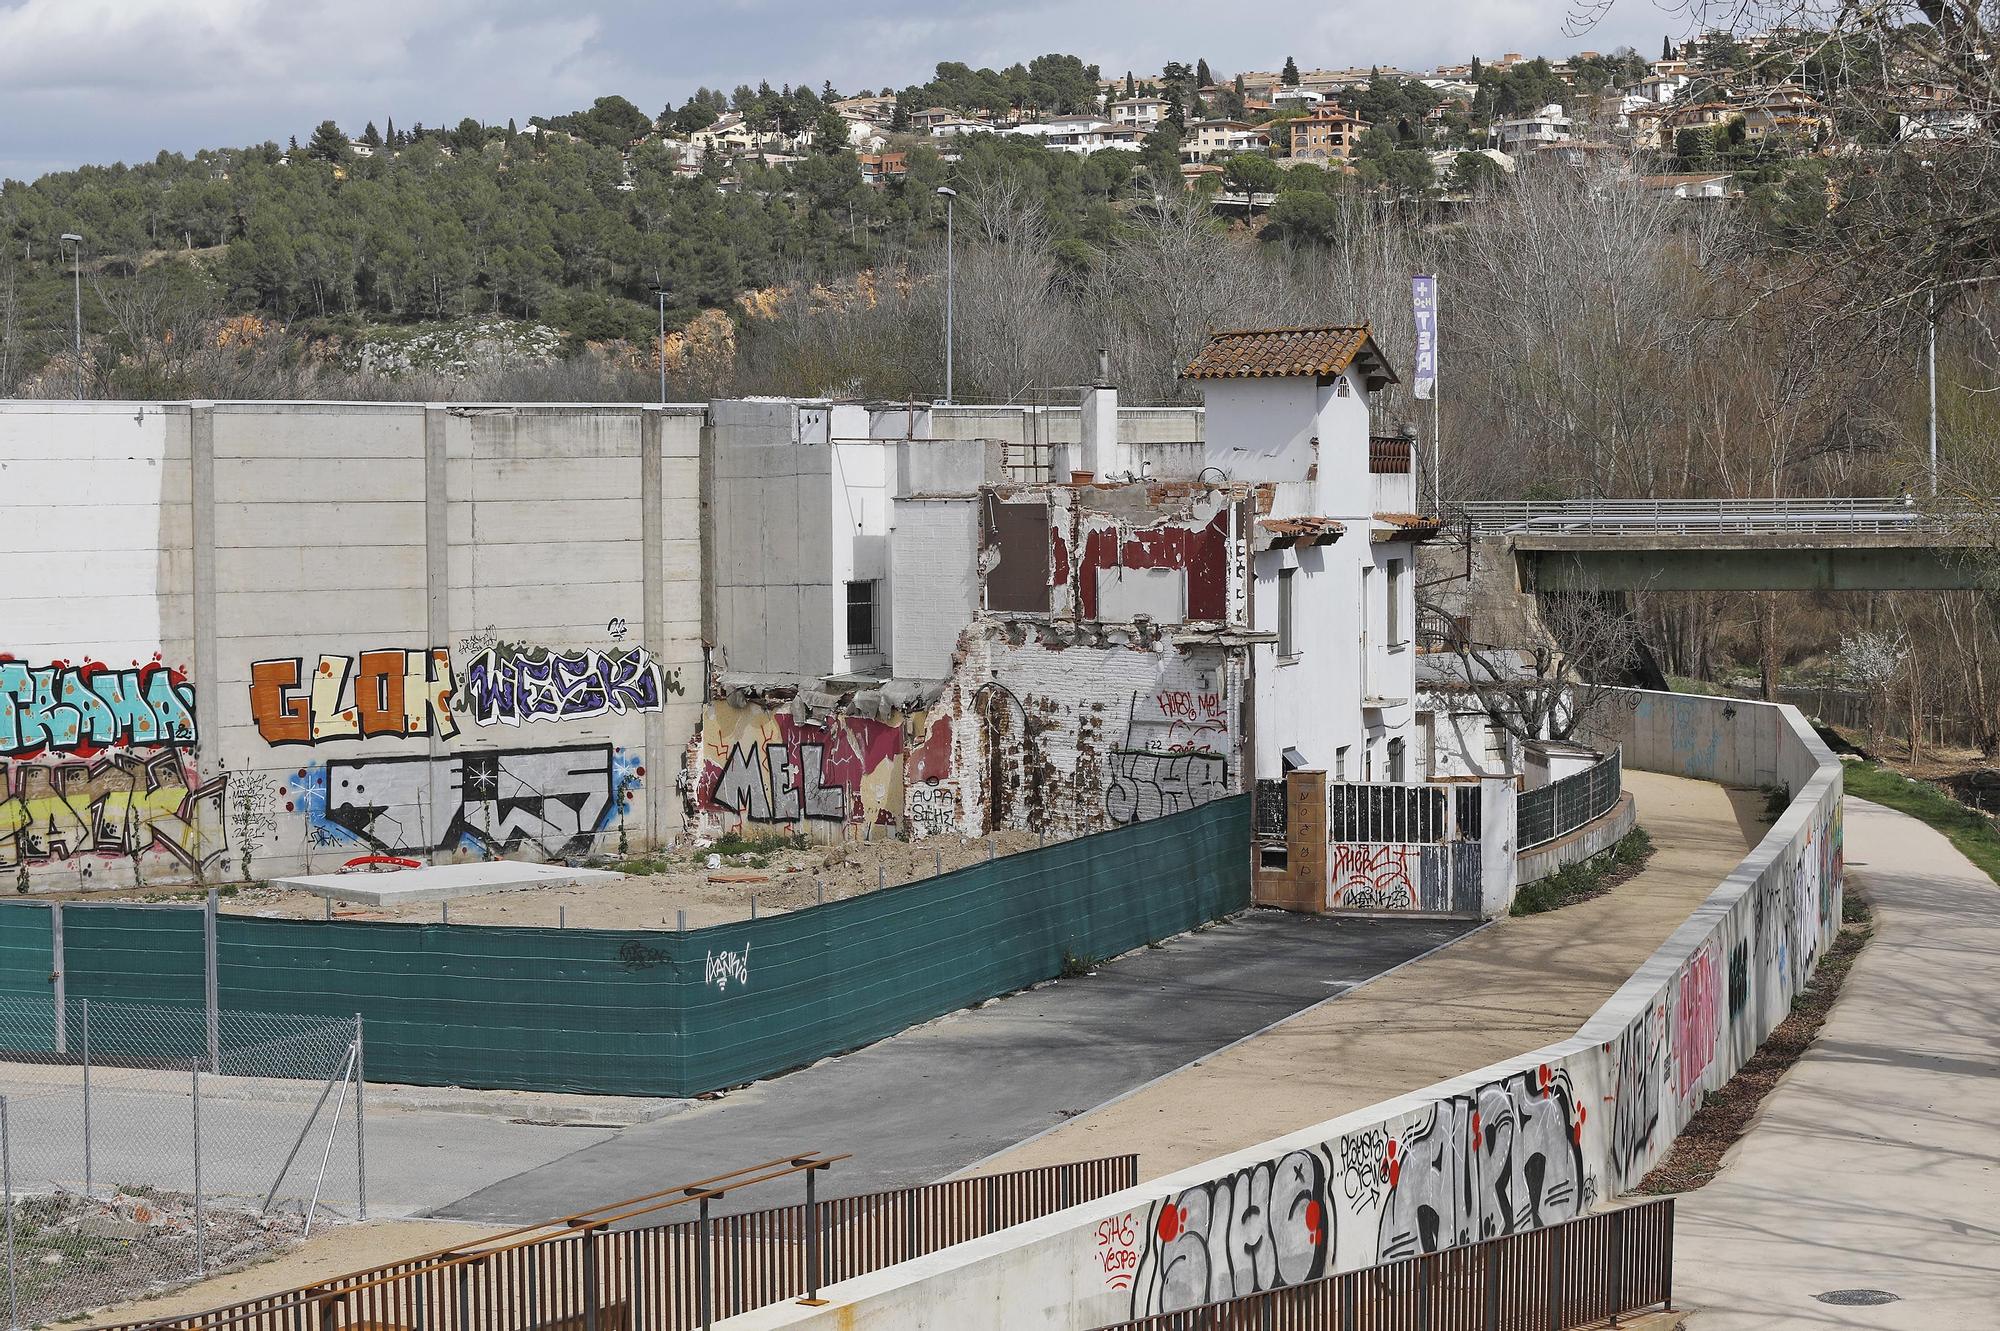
460,645,683,727
284,743,641,859
250,649,459,746
1,658,197,756
1,749,226,873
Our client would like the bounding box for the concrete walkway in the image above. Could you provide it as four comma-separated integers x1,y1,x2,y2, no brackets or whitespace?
973,768,1763,1179
436,909,1473,1222
1674,798,2000,1329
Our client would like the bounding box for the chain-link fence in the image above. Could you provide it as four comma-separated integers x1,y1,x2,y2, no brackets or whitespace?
1,997,364,1329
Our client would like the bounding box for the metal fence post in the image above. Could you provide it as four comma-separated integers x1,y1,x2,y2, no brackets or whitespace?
1609,1206,1628,1326
1547,1223,1565,1329
192,1061,207,1275
3,1095,18,1331
695,1196,713,1331
582,1226,600,1331
205,888,220,1072
81,999,92,1197
352,1015,367,1220
50,903,65,1055
1484,1240,1502,1330
801,1164,824,1305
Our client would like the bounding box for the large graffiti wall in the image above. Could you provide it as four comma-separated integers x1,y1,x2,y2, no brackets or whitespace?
1043,692,1843,1325
690,696,949,838
3,400,708,889
946,629,1247,838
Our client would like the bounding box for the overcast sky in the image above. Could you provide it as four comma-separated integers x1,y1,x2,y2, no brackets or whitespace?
0,0,1684,181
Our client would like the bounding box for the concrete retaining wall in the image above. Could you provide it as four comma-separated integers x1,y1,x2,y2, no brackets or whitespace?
724,688,1843,1328
2,401,705,889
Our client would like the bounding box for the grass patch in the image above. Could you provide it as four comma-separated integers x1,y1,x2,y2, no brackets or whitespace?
1840,759,2000,888
1511,827,1654,916
1638,888,1874,1194
1059,947,1102,978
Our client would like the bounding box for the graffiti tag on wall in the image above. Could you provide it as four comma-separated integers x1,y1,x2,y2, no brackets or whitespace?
1671,940,1722,1103
1,750,226,872
1105,750,1228,825
250,650,458,746
1124,1065,1585,1316
461,646,683,727
288,743,639,859
1,659,196,756
696,702,908,828
1328,843,1415,910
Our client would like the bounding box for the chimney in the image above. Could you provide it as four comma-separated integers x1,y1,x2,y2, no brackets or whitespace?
1079,349,1119,477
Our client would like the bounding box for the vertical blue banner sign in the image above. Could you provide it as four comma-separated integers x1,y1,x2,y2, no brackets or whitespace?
1412,274,1437,400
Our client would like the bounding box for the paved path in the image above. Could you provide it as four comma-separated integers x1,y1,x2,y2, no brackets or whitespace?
435,910,1473,1221
973,769,1763,1179
1675,798,2000,1329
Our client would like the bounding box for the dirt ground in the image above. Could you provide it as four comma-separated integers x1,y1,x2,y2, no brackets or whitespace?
71,1220,506,1329
67,827,1053,930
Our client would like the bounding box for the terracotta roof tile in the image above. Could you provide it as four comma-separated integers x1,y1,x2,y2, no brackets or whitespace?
1181,325,1398,387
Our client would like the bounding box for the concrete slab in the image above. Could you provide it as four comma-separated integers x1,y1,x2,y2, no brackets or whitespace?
274,861,624,906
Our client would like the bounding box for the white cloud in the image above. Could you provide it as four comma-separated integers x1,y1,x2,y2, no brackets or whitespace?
0,0,1683,178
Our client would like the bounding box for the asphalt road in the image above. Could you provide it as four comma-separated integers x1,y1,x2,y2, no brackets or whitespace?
434,908,1477,1222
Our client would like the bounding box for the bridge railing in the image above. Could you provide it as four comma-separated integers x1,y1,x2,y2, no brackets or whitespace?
1455,495,1935,537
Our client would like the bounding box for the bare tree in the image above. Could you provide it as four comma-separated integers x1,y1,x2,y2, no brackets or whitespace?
1425,585,1645,744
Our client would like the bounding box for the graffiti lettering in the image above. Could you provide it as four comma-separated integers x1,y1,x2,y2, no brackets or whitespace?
0,659,195,757
1329,843,1415,910
1378,1066,1584,1261
461,646,682,727
1105,750,1228,826
1,750,226,872
227,777,282,880
1130,1148,1331,1315
906,782,956,839
1096,1212,1141,1292
704,944,750,992
1612,1005,1663,1186
290,743,640,859
1338,1128,1389,1211
618,940,667,972
1672,941,1722,1102
1152,690,1225,726
251,650,458,746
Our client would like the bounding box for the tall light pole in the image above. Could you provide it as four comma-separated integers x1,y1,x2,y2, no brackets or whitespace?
60,233,83,399
936,186,956,405
652,288,668,406
1928,290,1939,497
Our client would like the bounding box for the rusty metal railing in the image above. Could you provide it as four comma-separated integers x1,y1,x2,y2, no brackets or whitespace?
1092,1197,1674,1330
95,1152,1138,1331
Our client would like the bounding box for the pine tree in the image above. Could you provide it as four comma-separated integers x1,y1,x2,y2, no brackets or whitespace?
361,121,382,149
1197,58,1213,87
384,116,396,148
1282,57,1300,86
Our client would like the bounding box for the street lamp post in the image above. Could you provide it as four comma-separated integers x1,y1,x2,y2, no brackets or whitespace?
60,233,83,399
935,186,956,405
652,288,668,407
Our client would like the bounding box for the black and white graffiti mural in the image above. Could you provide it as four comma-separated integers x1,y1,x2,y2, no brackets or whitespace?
460,646,682,727
1128,1148,1332,1316
288,744,643,859
1105,749,1229,826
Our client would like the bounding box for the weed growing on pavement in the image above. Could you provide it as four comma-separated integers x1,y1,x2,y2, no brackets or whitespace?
1510,827,1654,915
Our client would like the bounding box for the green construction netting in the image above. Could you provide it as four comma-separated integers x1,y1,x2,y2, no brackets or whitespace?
0,903,55,1052
22,798,1250,1096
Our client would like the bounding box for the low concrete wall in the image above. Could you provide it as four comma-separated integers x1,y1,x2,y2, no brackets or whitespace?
1516,792,1639,886
725,689,1843,1327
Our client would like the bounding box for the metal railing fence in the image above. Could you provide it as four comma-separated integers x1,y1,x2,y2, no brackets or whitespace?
83,1153,1136,1331
1456,496,1940,538
1,998,363,1330
1517,749,1623,850
1328,782,1480,846
1093,1197,1674,1331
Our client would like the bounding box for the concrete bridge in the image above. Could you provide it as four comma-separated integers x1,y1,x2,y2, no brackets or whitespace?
1458,497,1991,591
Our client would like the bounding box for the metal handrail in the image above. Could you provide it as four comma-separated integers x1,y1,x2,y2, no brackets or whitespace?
1454,496,1952,538
1518,748,1623,850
